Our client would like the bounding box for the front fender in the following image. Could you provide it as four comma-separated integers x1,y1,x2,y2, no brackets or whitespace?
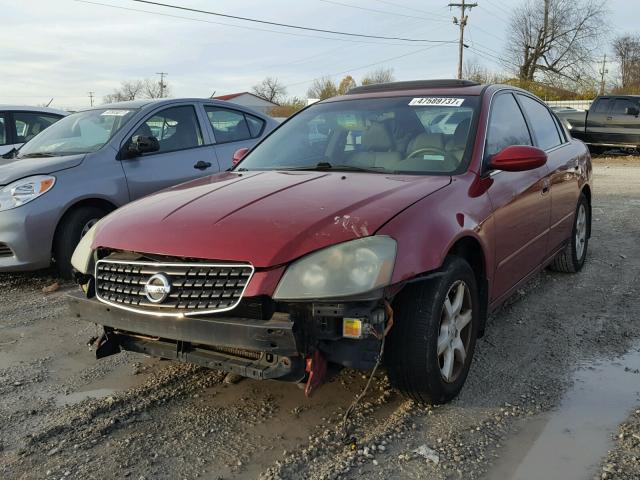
377,173,494,286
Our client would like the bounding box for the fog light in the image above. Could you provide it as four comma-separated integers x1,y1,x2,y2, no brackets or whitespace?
343,318,363,339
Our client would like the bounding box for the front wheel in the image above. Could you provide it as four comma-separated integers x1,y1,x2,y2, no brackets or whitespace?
386,256,480,405
549,193,590,273
53,206,107,279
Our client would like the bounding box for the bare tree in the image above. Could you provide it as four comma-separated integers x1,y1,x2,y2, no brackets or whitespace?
505,0,607,85
361,67,395,85
337,75,357,95
463,59,507,84
252,77,286,103
307,77,338,100
612,34,640,91
143,78,171,99
103,78,170,104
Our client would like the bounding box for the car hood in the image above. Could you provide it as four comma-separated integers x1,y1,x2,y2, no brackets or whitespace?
93,170,451,268
0,154,86,185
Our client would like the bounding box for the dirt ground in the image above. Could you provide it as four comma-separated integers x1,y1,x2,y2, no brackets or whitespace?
0,156,639,480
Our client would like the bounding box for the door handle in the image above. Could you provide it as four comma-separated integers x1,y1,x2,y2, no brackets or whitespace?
194,161,212,170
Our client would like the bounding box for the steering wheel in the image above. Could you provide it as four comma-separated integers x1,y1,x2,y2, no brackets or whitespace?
402,146,446,161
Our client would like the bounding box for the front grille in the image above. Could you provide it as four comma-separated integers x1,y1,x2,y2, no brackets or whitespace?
95,259,254,316
0,243,13,258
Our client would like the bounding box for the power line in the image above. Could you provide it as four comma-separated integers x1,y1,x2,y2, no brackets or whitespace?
479,2,510,24
369,0,451,18
285,43,445,89
449,1,478,79
130,0,456,44
318,0,449,23
76,0,447,47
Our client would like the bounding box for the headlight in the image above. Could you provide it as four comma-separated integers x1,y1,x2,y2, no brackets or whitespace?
0,175,56,212
273,236,396,300
70,221,100,275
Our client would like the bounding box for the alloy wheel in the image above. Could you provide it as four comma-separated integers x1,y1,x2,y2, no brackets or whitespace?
575,204,587,260
437,280,473,383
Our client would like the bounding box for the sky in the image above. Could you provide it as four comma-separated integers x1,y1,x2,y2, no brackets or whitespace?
1,0,638,110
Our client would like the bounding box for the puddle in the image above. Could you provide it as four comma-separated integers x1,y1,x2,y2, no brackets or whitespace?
488,347,640,480
56,388,115,406
54,357,158,407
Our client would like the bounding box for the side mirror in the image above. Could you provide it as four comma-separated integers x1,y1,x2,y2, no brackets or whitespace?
625,106,639,116
489,145,547,172
232,147,249,166
128,135,159,157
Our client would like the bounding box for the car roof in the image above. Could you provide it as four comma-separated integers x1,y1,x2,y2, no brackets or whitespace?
323,79,487,103
0,105,68,115
76,97,270,116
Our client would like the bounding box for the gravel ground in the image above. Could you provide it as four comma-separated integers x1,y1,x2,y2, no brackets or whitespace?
600,409,640,480
0,155,639,480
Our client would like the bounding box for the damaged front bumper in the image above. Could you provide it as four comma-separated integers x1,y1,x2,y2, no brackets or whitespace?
68,290,304,381
68,290,387,382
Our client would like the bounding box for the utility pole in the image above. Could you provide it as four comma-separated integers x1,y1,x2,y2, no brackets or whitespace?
156,72,168,98
449,0,477,79
88,91,94,107
599,54,608,95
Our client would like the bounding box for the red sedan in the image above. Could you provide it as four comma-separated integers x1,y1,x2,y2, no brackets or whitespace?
70,80,592,404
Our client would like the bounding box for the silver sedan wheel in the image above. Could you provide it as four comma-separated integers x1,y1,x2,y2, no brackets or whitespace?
575,203,587,260
80,218,99,238
437,280,473,383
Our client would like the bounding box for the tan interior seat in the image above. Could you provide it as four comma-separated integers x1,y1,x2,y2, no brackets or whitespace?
351,122,401,169
445,118,471,165
405,132,445,156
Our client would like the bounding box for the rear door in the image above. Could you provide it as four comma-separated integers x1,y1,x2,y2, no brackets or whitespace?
120,103,220,200
517,93,579,254
585,97,612,144
606,97,640,146
203,106,267,170
484,92,551,301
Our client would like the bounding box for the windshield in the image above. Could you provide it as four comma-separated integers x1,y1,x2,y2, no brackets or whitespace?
236,96,479,175
18,108,137,158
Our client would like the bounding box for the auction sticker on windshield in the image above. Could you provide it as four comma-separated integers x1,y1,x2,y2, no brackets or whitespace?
101,110,130,116
409,98,465,107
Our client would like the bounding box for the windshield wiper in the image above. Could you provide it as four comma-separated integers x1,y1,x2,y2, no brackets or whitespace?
280,162,387,173
18,152,57,158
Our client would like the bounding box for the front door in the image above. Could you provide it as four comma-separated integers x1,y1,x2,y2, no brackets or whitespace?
484,92,551,301
606,97,640,146
120,104,220,200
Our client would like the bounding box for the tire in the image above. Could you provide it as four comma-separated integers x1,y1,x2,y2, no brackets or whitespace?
385,256,480,405
549,193,590,273
53,206,107,279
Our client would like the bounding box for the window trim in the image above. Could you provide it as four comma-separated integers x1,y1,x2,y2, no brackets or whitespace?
124,104,205,158
482,91,534,171
4,110,64,146
611,97,639,116
592,97,612,114
204,106,266,145
0,112,8,146
515,93,566,152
